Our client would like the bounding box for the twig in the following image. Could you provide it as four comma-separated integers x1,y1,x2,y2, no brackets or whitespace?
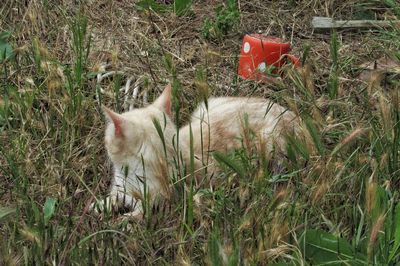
312,16,400,30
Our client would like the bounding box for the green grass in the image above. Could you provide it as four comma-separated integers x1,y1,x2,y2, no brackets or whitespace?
1,0,400,265
201,0,240,41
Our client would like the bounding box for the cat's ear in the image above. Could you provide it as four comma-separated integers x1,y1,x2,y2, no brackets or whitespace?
102,106,125,137
153,83,172,117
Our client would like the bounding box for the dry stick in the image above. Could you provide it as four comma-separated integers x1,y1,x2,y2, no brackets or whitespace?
144,9,173,96
129,8,168,89
312,16,400,30
129,39,159,86
148,8,184,76
148,9,168,60
58,180,103,266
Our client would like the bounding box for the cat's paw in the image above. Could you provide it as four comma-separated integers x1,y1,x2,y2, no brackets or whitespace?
89,197,115,214
122,209,144,221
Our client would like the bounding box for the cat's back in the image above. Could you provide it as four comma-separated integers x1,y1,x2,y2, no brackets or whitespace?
191,97,291,122
180,96,298,155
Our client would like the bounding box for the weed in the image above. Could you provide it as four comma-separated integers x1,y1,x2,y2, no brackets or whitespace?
136,0,192,16
0,31,13,63
202,0,240,41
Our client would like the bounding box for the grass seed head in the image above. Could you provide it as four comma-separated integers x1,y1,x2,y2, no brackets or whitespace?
285,98,300,117
311,179,329,206
311,105,323,125
0,254,22,266
332,128,367,156
367,71,384,98
300,64,315,96
20,227,41,247
365,177,377,216
270,217,289,246
176,251,192,266
379,153,388,171
13,44,29,55
259,245,292,261
368,214,385,256
379,94,392,133
341,128,366,147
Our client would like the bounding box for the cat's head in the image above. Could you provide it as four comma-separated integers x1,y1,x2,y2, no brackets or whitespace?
103,84,173,165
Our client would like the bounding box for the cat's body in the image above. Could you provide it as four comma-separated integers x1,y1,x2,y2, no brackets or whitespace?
180,97,296,164
93,85,298,217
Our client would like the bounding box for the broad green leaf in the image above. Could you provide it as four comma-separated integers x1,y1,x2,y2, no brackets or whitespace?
0,32,11,40
389,203,400,261
0,207,16,222
213,151,245,179
300,229,367,265
43,197,57,225
0,31,14,63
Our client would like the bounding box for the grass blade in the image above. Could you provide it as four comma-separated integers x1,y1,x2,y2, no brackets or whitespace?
152,117,167,156
304,116,324,155
174,0,192,16
389,203,400,261
208,230,222,266
0,207,16,222
213,151,245,179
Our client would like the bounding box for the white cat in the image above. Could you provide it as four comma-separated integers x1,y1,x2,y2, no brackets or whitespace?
91,84,299,217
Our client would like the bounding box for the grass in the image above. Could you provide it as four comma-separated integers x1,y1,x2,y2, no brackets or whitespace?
1,0,400,264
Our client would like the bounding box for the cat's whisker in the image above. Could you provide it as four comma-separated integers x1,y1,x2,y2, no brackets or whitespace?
95,64,108,103
95,62,125,104
96,63,109,84
95,85,105,103
130,77,145,110
92,63,150,112
132,84,139,101
99,71,125,82
123,76,135,111
142,89,148,105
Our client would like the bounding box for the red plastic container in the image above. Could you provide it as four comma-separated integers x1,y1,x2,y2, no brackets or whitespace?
238,34,300,81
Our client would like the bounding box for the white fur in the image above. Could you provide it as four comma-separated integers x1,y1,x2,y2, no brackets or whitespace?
91,88,298,217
